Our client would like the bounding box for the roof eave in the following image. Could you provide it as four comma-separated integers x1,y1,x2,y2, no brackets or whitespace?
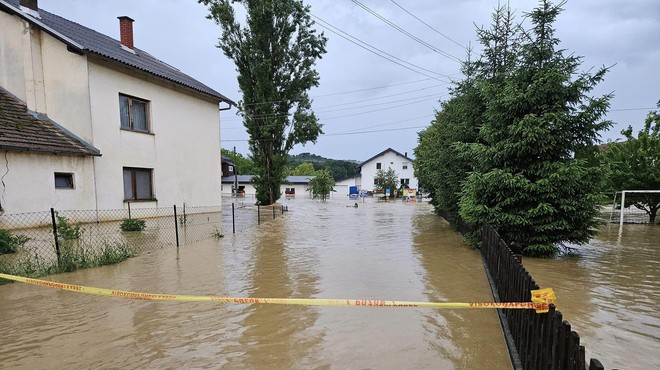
0,1,85,53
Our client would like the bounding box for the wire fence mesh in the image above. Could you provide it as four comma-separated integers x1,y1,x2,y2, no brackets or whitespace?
0,201,287,279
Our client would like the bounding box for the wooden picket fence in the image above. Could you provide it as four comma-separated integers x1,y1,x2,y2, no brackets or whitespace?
481,222,605,370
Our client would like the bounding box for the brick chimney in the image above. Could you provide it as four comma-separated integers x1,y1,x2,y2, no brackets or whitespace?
19,0,38,11
118,16,135,49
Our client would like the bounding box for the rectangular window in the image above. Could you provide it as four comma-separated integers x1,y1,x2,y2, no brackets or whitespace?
402,162,408,170
54,173,74,189
119,94,150,132
228,165,234,173
401,178,410,185
376,162,381,170
123,167,154,201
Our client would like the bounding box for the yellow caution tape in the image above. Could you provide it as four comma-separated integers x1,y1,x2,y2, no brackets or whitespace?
0,273,556,313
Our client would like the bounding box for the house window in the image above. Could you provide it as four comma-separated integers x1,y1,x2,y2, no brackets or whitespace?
123,167,154,201
54,173,74,189
402,162,408,170
119,94,150,132
400,178,410,186
228,165,234,173
376,162,381,170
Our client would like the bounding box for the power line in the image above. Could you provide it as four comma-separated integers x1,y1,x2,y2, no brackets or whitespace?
390,0,467,51
221,124,430,142
351,0,462,63
222,95,438,127
311,14,453,81
223,85,445,123
314,78,437,98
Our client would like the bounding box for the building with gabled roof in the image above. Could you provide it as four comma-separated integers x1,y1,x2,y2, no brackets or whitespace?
0,0,234,214
357,148,417,194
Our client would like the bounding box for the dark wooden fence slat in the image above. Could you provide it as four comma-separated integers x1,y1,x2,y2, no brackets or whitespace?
588,359,604,370
467,220,603,370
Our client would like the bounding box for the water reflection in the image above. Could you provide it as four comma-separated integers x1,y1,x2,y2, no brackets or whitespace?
0,198,511,369
523,223,660,370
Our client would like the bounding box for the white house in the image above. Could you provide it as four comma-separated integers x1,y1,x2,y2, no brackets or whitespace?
357,148,418,194
221,175,315,199
0,0,233,215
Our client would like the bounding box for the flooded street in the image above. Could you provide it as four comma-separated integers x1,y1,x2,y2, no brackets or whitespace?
0,199,510,369
523,223,660,370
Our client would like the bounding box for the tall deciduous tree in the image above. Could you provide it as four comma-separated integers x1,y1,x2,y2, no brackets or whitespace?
602,103,660,223
459,0,612,257
201,0,327,205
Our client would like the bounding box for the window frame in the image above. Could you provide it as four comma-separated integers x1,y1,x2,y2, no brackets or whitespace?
123,167,155,201
54,172,74,189
376,162,381,170
119,93,151,133
402,162,408,170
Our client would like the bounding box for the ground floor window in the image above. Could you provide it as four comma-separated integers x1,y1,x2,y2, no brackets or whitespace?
123,167,154,201
54,172,74,189
400,178,410,186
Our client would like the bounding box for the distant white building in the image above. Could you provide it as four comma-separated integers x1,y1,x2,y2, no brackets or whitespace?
221,175,315,199
334,148,417,196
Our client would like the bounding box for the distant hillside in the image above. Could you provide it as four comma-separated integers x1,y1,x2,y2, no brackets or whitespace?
289,153,360,181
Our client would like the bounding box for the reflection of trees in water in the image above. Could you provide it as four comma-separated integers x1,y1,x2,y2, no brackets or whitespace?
225,218,322,369
411,213,511,369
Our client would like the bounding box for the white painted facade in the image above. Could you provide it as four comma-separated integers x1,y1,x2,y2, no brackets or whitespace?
359,149,418,192
0,8,225,214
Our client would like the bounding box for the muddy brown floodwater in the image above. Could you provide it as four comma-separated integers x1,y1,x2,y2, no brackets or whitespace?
0,198,511,369
523,223,660,370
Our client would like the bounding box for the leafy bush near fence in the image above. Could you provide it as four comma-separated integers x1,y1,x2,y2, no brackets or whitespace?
55,214,81,240
0,229,30,255
120,218,146,232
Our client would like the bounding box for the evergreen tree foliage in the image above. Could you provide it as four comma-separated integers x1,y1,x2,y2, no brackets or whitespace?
459,0,612,257
414,54,484,223
415,0,612,257
201,0,327,205
602,103,660,223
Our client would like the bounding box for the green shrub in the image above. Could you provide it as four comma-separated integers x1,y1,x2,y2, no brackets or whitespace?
55,214,81,240
0,229,30,255
211,227,224,239
120,218,146,232
58,242,135,273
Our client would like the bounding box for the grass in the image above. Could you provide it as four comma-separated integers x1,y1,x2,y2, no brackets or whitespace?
0,242,135,283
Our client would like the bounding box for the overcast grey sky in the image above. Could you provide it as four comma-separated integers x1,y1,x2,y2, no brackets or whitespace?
41,0,660,161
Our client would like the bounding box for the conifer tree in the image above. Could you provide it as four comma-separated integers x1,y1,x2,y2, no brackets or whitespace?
459,0,612,257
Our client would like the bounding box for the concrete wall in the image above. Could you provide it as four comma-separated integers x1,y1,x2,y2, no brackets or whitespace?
0,151,96,214
87,61,222,209
360,151,418,192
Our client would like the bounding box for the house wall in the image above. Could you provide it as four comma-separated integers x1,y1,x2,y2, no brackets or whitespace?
0,13,93,140
360,151,418,192
0,12,39,109
87,61,222,209
0,151,96,214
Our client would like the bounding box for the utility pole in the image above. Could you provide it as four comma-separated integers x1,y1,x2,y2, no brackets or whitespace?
233,146,238,197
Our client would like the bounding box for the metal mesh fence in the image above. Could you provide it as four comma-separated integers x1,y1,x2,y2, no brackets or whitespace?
0,202,287,279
